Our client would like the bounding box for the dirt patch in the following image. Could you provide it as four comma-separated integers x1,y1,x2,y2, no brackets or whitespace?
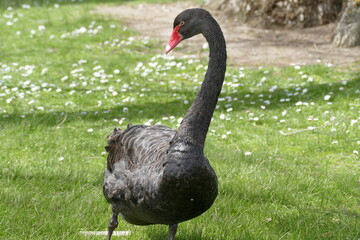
95,2,360,68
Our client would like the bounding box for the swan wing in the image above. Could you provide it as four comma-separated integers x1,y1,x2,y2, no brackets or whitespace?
106,125,176,172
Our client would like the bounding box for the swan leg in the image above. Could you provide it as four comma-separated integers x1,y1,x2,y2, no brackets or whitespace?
168,224,178,240
107,207,120,240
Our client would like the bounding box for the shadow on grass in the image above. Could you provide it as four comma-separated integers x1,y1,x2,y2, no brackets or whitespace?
0,162,103,188
145,226,204,240
0,75,359,128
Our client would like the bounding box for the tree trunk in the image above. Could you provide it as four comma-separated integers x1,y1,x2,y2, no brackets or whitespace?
204,0,343,28
333,1,360,47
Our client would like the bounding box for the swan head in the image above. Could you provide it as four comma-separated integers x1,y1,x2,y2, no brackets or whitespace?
165,8,211,54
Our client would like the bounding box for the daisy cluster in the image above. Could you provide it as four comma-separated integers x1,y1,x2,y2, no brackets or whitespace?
133,54,200,81
214,65,359,156
1,54,359,153
1,3,106,40
224,65,359,121
1,5,27,27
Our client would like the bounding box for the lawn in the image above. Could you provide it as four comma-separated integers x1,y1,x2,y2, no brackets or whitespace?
0,0,359,239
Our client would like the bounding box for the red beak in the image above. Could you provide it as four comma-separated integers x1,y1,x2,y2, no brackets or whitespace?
165,25,183,54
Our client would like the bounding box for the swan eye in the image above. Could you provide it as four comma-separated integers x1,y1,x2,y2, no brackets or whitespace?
179,21,185,27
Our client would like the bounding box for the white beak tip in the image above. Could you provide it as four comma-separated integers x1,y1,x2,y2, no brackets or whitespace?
165,44,171,53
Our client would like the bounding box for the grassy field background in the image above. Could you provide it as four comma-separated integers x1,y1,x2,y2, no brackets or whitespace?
0,0,359,239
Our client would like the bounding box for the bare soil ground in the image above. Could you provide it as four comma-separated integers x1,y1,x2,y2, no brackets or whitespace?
95,2,360,67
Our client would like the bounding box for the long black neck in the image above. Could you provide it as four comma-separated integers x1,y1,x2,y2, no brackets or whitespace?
175,17,227,150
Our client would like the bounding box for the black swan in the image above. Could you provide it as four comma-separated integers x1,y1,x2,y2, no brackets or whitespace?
103,8,226,240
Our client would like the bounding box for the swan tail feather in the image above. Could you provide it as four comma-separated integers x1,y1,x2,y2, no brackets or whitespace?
106,127,124,171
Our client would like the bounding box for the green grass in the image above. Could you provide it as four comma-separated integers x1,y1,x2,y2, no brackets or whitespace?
0,1,359,239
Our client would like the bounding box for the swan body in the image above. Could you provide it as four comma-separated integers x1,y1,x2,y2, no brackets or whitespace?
103,8,226,240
